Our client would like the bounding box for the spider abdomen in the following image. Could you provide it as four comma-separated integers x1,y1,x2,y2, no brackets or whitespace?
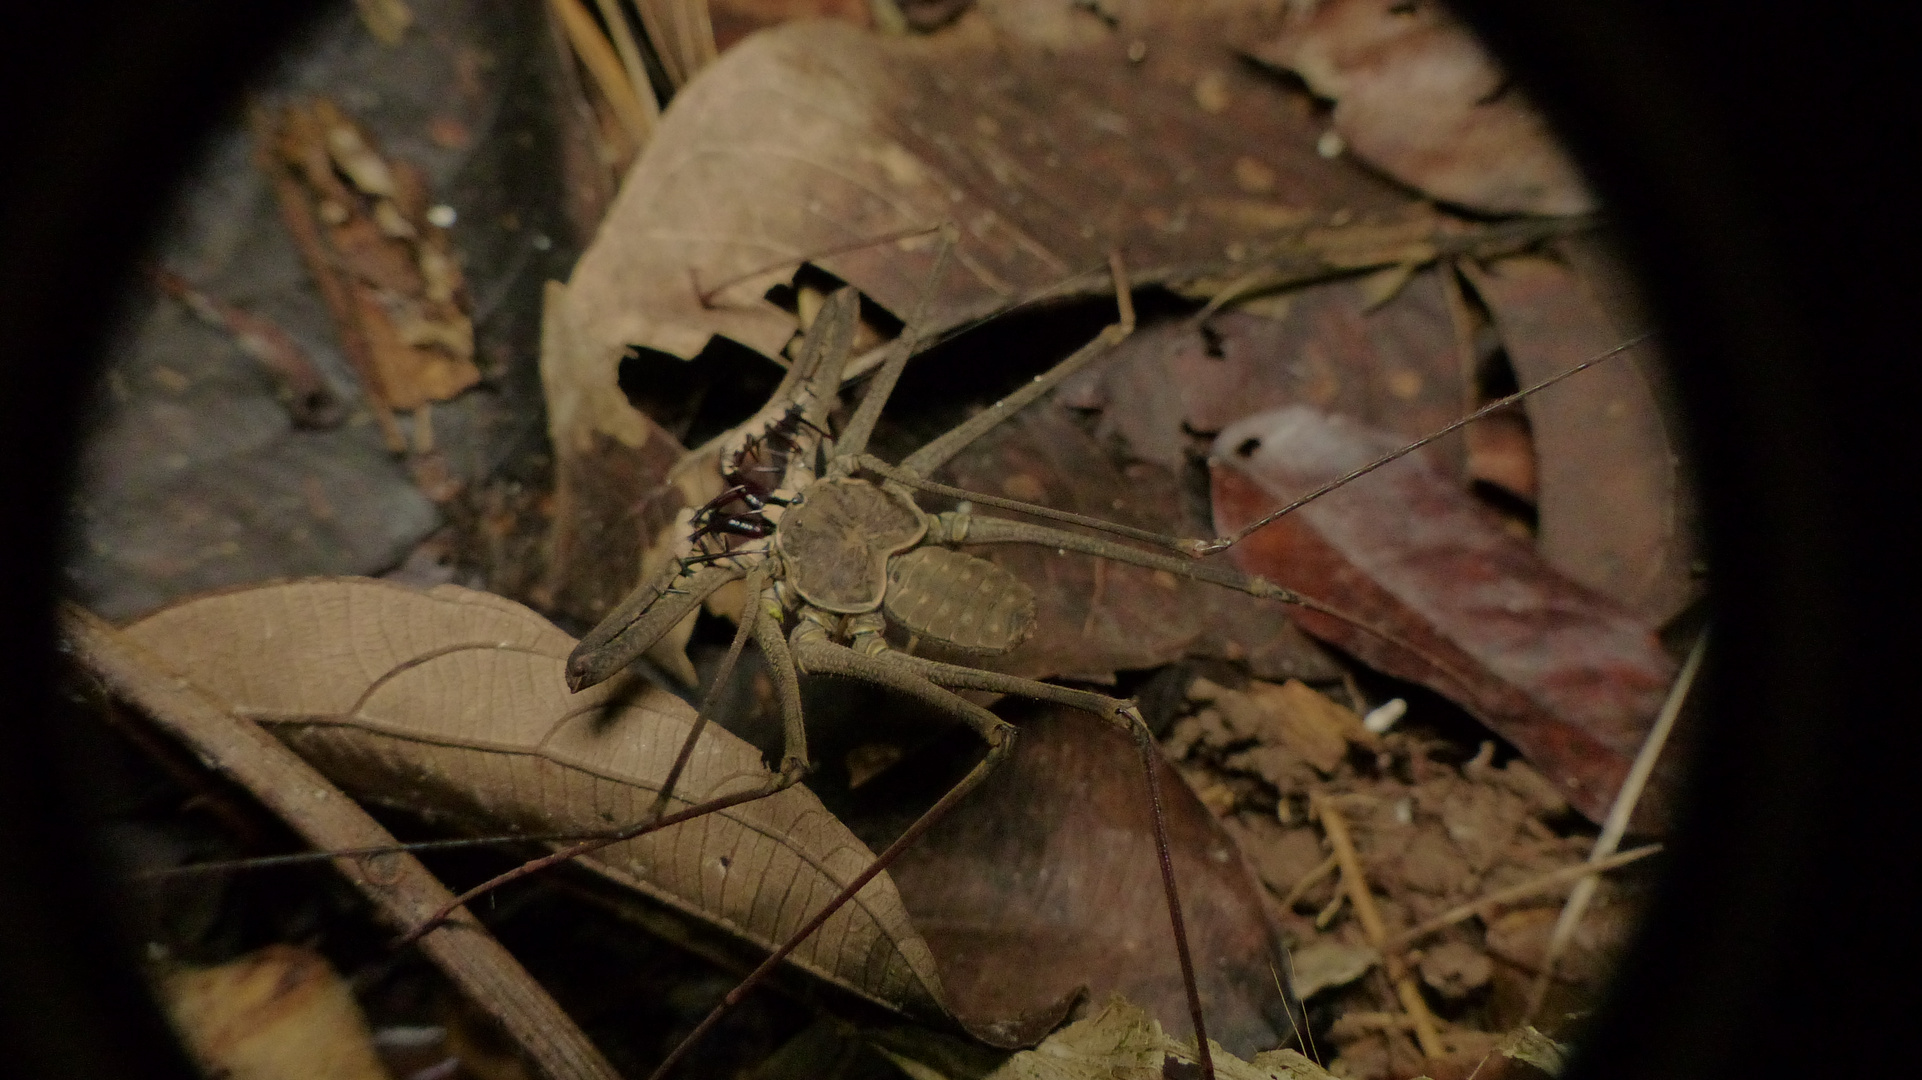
884,547,1036,654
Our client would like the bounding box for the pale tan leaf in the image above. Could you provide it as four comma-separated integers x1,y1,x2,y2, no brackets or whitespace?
1499,1025,1568,1076
123,578,946,1018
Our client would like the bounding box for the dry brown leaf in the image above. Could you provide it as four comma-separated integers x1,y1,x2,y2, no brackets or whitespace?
122,578,947,1019
1248,0,1596,216
560,12,1411,378
161,944,392,1080
537,280,699,662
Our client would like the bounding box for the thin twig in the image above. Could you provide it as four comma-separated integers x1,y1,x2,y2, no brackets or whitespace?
1313,794,1447,1059
59,604,621,1080
1383,843,1664,953
1524,630,1707,1019
1280,852,1339,910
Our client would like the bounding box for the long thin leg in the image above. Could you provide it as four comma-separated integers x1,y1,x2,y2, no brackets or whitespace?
844,633,1219,1077
401,575,805,946
870,335,1649,559
835,228,956,460
897,251,1137,477
752,605,810,773
647,566,769,821
646,626,1017,1080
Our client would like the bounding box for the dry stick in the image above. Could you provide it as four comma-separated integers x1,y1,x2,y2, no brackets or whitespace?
248,107,408,454
1383,843,1664,953
1135,723,1215,1080
628,0,685,87
1523,630,1707,1020
1272,958,1322,1065
1313,794,1447,1060
1185,332,1653,557
592,0,661,134
58,605,621,1080
549,0,653,144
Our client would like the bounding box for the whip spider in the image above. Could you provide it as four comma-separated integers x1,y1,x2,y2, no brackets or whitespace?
403,243,1630,1080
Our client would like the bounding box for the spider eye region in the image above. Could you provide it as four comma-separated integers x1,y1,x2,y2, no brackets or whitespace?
776,478,926,613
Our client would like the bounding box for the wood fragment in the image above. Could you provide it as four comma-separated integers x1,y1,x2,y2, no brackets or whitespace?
58,604,621,1080
249,106,407,453
1313,793,1447,1059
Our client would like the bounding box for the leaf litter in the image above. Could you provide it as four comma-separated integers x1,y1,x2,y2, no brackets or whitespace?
72,0,1700,1077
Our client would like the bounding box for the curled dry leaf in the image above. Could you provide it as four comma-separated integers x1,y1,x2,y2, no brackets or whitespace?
1459,253,1700,625
1209,406,1679,827
121,578,947,1020
1247,0,1597,216
161,944,391,1080
888,706,1300,1056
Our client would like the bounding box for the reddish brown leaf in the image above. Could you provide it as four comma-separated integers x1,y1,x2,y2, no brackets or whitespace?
1209,406,1679,828
887,705,1298,1057
1460,252,1700,626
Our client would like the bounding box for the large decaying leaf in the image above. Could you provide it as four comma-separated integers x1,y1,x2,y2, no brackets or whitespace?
1209,407,1680,828
889,706,1301,1057
121,579,946,1020
560,6,1410,378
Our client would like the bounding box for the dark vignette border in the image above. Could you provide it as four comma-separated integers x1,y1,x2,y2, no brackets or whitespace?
1,1,1916,1076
